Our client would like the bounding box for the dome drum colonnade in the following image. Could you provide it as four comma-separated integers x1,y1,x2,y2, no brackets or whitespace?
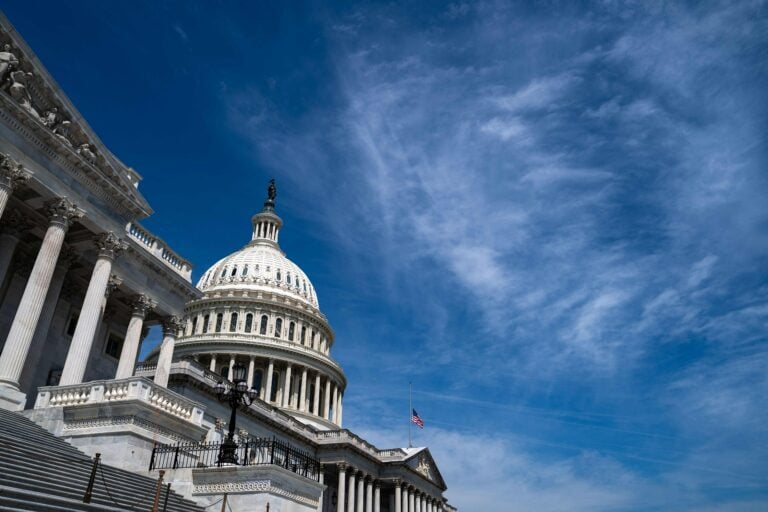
169,182,346,428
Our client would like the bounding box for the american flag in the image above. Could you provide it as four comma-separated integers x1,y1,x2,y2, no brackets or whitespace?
411,408,424,429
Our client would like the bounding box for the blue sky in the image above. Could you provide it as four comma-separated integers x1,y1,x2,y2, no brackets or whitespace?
5,1,767,510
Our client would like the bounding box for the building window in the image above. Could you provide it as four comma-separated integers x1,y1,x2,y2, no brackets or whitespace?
104,333,124,359
301,326,306,344
245,313,253,333
229,312,238,332
203,314,210,333
191,316,198,334
276,270,281,281
274,318,282,338
308,383,315,412
311,330,316,348
220,267,227,278
65,313,80,337
288,322,295,341
221,366,229,380
270,372,280,402
287,273,291,284
241,265,248,276
230,266,238,277
215,313,223,332
252,369,263,391
260,315,268,335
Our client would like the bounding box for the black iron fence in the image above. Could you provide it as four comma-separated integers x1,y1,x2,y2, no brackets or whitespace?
149,437,320,481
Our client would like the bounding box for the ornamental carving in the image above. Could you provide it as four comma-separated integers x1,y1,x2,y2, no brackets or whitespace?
45,197,83,229
416,454,432,480
0,152,30,191
162,316,183,337
0,43,19,83
105,274,123,297
130,294,156,318
96,232,127,260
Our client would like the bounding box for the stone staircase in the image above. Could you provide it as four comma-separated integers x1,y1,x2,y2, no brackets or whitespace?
0,407,205,512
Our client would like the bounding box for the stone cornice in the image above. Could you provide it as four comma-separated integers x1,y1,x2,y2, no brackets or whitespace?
0,16,152,219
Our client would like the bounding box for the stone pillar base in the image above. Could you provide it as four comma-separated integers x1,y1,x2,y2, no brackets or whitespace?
0,384,26,411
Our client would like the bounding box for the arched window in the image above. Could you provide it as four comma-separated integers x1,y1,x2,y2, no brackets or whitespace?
274,318,283,338
276,270,282,282
244,313,253,333
311,330,316,348
215,313,223,332
220,267,227,278
230,266,238,277
202,314,210,333
241,265,248,276
260,315,268,335
308,383,315,412
229,312,238,332
252,369,263,391
287,273,291,284
191,316,198,335
288,322,295,341
301,326,306,344
270,372,280,402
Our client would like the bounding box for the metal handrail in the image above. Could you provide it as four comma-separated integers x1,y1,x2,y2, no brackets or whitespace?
149,437,320,481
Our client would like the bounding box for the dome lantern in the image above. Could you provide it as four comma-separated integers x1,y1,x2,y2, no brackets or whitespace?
250,178,283,246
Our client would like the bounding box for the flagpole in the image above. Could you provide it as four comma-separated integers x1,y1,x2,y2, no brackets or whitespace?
408,382,412,448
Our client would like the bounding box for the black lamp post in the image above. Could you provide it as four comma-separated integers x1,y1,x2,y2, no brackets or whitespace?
215,363,258,465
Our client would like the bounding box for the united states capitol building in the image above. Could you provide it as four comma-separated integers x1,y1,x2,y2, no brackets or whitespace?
0,11,456,512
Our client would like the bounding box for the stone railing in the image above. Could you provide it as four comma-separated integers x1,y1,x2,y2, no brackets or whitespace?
34,377,205,426
126,222,193,281
315,429,384,458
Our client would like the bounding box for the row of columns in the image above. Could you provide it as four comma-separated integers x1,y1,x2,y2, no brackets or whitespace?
334,466,444,512
0,191,181,406
205,353,343,426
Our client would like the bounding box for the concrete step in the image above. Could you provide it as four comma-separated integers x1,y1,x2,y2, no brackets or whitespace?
0,410,205,512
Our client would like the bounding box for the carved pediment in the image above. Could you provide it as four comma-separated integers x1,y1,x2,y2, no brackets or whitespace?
0,15,152,219
404,448,446,489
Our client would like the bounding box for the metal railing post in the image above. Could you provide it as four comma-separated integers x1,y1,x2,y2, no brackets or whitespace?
172,444,180,469
151,470,165,512
82,453,101,503
162,482,171,512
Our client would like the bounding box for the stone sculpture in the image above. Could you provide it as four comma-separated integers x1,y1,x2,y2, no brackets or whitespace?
8,70,41,121
0,44,18,83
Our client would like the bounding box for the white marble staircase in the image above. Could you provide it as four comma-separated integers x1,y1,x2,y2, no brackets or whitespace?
0,408,204,512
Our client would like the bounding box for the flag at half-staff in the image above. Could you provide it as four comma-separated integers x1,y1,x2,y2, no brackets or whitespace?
411,408,424,429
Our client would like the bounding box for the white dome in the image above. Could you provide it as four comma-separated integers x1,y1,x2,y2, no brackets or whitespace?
197,242,319,308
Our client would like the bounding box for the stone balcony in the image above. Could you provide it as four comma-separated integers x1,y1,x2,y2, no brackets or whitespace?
127,221,194,281
29,377,207,472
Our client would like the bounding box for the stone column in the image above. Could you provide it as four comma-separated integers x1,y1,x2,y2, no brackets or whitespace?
348,471,357,512
355,473,365,512
420,495,425,512
317,466,325,512
408,488,414,512
115,295,155,378
247,356,255,388
154,316,182,387
264,359,274,403
365,477,373,512
324,378,332,420
0,155,30,220
373,481,381,512
336,464,347,512
338,392,344,427
332,384,339,424
209,354,217,372
0,210,30,287
313,373,321,415
0,198,82,405
283,363,293,407
299,366,308,412
401,486,408,512
228,355,235,382
394,481,402,512
60,232,125,385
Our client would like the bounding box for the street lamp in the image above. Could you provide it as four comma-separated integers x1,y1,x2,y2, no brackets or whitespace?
215,363,258,465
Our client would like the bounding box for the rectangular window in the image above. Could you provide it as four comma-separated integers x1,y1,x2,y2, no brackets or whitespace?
105,333,124,359
66,313,79,337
